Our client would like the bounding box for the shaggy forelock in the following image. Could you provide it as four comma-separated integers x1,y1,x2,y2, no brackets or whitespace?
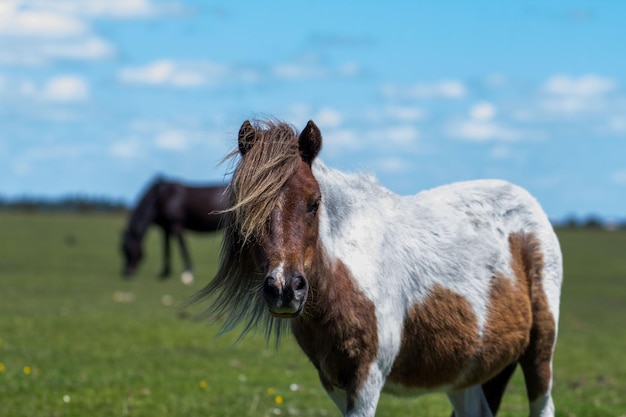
226,119,301,244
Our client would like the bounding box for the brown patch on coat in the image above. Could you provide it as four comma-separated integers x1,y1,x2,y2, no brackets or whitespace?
460,272,532,389
291,259,379,411
387,285,481,389
388,232,554,393
512,232,557,402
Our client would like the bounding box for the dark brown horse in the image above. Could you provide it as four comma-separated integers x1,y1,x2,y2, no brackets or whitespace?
121,178,227,279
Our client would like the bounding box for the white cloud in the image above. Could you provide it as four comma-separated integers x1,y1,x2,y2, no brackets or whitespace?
314,108,343,129
274,63,326,80
118,59,258,87
446,101,531,142
381,79,467,99
539,96,600,115
538,74,619,116
0,74,89,102
3,0,184,23
0,36,114,65
13,160,31,176
155,130,189,151
543,74,617,96
33,0,185,19
470,102,496,121
42,36,114,60
338,62,360,77
12,144,87,176
489,145,513,160
448,119,526,142
322,128,360,153
0,1,87,38
364,106,427,124
0,0,183,66
610,169,626,185
609,116,626,133
385,106,426,122
287,103,312,126
376,126,419,145
120,55,357,89
374,157,410,173
120,60,182,85
273,54,360,80
110,141,141,159
485,73,509,88
41,75,89,102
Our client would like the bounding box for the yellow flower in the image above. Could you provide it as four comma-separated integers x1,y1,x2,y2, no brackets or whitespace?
266,387,275,395
199,380,208,389
274,395,283,404
0,362,5,372
23,366,31,375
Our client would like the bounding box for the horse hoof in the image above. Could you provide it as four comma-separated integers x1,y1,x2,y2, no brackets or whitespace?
181,271,194,285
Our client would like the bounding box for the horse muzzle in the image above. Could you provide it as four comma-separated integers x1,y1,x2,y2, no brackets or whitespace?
262,272,308,318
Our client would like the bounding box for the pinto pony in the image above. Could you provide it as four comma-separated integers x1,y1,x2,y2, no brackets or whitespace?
194,119,563,417
121,179,227,279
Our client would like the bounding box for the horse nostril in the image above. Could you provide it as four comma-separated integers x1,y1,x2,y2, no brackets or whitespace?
263,276,280,299
292,275,308,294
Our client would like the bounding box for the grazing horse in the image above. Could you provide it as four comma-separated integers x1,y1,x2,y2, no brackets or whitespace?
121,178,227,278
193,119,563,417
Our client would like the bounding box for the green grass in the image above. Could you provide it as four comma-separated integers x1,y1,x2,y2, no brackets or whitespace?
0,212,624,416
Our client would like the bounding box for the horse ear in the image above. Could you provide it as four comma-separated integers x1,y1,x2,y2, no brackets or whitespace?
238,120,256,155
298,120,322,165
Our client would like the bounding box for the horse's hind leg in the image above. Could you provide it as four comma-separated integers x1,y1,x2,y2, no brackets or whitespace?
519,317,556,417
159,229,172,278
514,229,559,417
176,230,193,273
449,362,517,417
482,362,518,415
519,281,557,417
447,385,493,417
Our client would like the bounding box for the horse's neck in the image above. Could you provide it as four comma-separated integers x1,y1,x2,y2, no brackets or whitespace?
128,186,159,238
291,245,379,385
300,246,370,328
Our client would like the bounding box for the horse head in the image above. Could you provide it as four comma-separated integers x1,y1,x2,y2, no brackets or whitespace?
121,229,143,277
235,119,322,318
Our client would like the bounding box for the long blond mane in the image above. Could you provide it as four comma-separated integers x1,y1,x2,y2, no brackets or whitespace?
228,120,301,243
191,119,302,342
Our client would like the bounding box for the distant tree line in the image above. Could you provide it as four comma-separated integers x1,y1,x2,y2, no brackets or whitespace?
554,214,626,230
0,195,128,214
1,195,625,229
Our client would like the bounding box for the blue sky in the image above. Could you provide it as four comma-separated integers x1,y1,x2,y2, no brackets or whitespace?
1,1,626,220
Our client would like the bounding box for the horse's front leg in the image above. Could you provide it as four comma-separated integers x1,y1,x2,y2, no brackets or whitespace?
159,228,172,278
323,366,384,417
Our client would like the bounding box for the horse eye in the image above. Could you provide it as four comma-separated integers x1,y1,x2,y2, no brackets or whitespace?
309,197,321,215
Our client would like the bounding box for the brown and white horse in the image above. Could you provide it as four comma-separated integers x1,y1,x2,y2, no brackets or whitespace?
194,119,563,417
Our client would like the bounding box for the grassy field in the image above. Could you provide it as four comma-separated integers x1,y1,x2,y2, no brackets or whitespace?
0,212,625,417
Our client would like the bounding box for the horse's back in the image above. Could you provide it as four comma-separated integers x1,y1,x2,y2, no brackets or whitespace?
411,179,549,230
156,182,227,232
406,179,561,311
409,179,562,316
